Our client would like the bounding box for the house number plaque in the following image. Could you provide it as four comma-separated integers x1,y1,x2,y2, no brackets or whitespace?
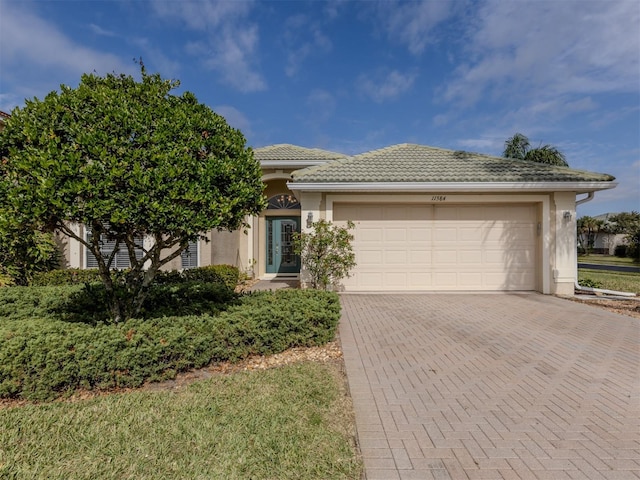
431,195,447,201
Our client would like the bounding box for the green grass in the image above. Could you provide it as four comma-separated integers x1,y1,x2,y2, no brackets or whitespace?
578,254,639,266
578,268,640,295
0,362,362,480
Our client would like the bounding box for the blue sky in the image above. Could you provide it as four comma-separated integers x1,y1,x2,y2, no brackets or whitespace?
1,0,638,217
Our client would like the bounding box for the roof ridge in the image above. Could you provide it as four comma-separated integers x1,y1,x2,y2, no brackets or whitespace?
290,142,615,183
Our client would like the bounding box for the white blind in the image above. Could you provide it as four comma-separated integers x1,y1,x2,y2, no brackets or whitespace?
181,241,198,269
85,227,144,269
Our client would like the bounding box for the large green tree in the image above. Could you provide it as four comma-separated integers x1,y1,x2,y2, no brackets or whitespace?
0,69,266,321
503,133,568,166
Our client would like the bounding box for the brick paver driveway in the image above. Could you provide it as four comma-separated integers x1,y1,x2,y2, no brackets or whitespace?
339,294,640,480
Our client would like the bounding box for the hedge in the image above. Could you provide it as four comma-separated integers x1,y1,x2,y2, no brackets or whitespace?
30,265,240,290
0,289,340,401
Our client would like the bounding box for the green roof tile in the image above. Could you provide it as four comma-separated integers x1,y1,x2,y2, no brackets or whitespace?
254,144,347,163
290,143,615,183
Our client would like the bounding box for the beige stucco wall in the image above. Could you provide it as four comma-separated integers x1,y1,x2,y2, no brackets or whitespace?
550,192,578,295
293,190,583,294
57,181,582,296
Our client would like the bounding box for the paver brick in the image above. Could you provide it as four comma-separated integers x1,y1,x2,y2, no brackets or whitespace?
340,294,640,479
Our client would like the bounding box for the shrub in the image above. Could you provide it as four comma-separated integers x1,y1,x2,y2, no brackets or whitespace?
294,220,356,290
614,244,627,258
32,265,240,289
183,264,240,289
0,228,60,286
0,288,340,401
31,268,103,286
0,272,14,288
0,285,84,321
578,278,603,289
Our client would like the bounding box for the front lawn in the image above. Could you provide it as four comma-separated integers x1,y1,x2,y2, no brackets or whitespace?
577,254,639,266
0,362,362,480
0,279,362,478
578,268,640,295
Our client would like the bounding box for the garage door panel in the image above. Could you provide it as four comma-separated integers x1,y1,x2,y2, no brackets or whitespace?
409,228,431,242
358,249,384,264
459,226,483,241
459,272,483,286
384,228,407,241
409,250,432,264
434,250,457,264
410,272,433,286
434,227,458,242
386,272,408,287
333,202,537,291
385,250,407,264
459,250,482,264
358,228,383,242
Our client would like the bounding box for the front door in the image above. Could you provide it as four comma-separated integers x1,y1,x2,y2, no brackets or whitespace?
266,217,300,274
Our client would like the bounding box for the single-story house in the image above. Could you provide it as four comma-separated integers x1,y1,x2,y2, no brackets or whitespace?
588,213,628,255
62,143,616,295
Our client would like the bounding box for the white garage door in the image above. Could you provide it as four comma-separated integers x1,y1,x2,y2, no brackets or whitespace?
333,203,538,291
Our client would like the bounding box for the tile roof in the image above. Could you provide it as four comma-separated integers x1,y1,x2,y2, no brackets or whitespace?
253,144,347,163
291,143,615,183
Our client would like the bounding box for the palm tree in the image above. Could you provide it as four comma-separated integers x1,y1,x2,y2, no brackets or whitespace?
503,133,569,167
577,216,604,255
503,133,529,160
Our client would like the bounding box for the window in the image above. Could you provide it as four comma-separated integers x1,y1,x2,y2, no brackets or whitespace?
266,194,300,210
85,227,144,269
181,241,199,269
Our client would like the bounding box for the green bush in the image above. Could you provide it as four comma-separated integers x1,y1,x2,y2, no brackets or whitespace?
0,281,239,324
32,265,240,290
31,268,103,286
0,285,85,321
0,288,340,401
183,264,240,289
614,245,627,258
578,278,603,289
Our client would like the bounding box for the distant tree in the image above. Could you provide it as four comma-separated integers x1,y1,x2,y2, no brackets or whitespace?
608,211,640,260
503,133,569,167
0,68,266,321
294,220,356,291
577,216,604,255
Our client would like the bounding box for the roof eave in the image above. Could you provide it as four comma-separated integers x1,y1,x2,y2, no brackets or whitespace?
287,181,618,193
260,160,333,168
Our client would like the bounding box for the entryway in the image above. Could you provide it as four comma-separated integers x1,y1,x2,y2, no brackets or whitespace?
265,216,300,274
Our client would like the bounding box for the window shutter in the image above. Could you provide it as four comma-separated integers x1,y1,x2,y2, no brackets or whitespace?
85,227,144,269
181,241,198,269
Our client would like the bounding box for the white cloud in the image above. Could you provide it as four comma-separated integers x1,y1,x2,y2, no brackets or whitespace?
282,14,332,78
444,1,640,105
214,105,252,136
89,23,117,37
0,93,21,113
358,70,417,103
151,0,265,92
151,1,253,30
324,0,349,20
456,138,500,152
131,37,181,78
374,0,457,55
306,89,336,124
0,3,133,79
